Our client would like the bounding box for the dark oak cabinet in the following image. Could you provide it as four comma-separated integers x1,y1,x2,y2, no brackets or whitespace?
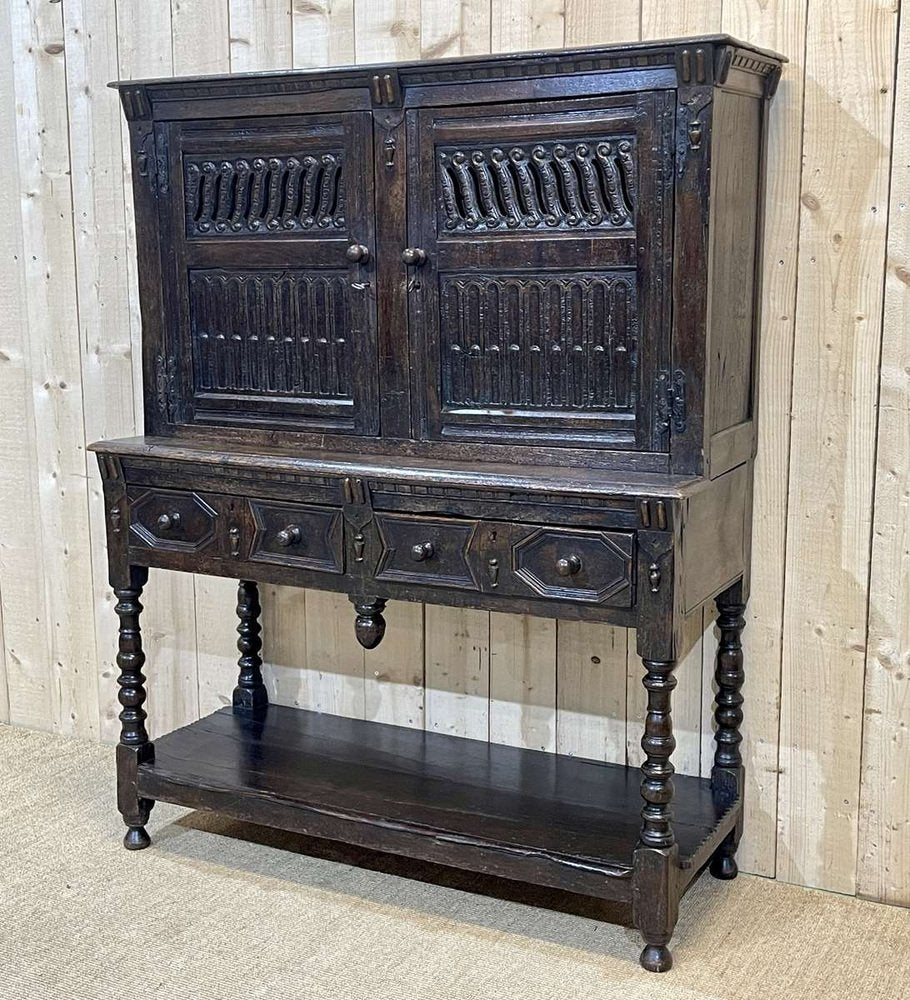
92,35,783,973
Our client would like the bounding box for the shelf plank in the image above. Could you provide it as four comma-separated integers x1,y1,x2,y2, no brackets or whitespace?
139,705,737,900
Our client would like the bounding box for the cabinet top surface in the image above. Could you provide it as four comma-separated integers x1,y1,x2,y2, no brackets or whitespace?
110,33,785,93
90,436,705,500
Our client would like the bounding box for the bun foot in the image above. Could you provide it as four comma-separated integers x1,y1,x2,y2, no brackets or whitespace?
123,825,151,851
710,853,738,880
639,943,673,973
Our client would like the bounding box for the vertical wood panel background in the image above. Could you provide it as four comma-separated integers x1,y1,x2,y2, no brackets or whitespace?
0,0,907,906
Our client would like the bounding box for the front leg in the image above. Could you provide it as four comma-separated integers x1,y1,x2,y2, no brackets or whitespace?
114,565,154,850
633,656,679,972
710,579,746,880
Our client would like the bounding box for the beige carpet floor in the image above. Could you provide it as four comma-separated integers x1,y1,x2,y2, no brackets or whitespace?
1,723,908,1000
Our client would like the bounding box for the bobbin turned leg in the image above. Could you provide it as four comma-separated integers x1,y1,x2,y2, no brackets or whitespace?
233,580,267,713
114,566,154,851
710,579,746,880
351,595,386,649
633,656,679,973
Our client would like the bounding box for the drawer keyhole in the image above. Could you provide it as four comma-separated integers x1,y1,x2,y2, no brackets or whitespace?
555,554,582,577
276,525,302,547
410,541,435,562
156,511,181,532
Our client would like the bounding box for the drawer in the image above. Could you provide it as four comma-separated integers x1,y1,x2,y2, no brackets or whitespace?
249,500,344,573
374,514,479,590
129,488,219,552
510,527,634,607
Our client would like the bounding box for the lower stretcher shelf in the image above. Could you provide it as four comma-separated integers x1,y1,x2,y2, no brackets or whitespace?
138,705,737,904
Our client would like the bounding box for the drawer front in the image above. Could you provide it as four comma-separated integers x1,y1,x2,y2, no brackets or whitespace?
249,500,344,573
129,488,219,552
509,526,634,606
374,514,479,590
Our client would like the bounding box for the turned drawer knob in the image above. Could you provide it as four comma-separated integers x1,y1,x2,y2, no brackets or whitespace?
401,247,427,267
276,525,302,547
345,243,370,263
156,511,181,532
555,554,582,577
410,541,435,562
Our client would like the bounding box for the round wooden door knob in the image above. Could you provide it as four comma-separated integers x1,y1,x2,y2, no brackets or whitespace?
401,247,428,266
276,525,302,547
555,554,582,577
345,244,370,263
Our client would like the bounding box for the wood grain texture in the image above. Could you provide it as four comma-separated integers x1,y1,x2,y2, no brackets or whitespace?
492,0,565,52
355,0,419,63
10,0,98,738
294,0,355,67
858,0,910,907
0,0,53,732
63,0,138,742
420,0,492,58
564,0,638,46
721,0,808,880
556,622,627,763
229,0,293,71
777,0,898,894
425,604,490,740
4,0,910,908
114,0,203,742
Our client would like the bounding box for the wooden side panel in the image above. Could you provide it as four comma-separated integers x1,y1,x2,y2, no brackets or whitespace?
722,0,808,880
858,0,910,906
778,0,898,894
706,91,762,440
0,0,53,732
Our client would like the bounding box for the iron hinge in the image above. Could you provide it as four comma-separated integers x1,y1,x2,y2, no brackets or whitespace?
656,369,687,435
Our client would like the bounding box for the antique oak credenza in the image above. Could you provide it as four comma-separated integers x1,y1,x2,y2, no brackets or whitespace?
92,36,783,973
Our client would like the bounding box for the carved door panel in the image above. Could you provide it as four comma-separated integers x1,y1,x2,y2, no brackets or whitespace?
159,112,378,435
407,92,673,451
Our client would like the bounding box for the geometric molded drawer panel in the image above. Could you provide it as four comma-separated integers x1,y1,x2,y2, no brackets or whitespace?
511,527,634,606
374,514,479,590
129,489,218,553
249,500,343,573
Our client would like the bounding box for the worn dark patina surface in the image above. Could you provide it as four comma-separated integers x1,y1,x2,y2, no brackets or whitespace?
92,35,783,972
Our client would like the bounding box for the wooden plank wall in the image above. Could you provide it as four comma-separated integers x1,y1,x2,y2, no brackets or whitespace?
0,0,907,906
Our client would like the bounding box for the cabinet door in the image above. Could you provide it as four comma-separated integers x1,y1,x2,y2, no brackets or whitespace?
160,112,378,435
407,93,672,451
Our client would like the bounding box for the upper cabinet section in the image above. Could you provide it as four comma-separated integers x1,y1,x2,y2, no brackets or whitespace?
116,35,783,476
